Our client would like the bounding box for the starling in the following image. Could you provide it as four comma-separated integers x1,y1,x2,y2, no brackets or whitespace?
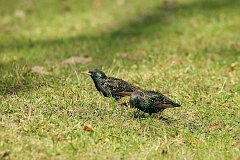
118,90,181,115
87,69,140,100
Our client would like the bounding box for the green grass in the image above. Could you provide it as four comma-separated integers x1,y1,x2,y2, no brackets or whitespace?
0,0,240,159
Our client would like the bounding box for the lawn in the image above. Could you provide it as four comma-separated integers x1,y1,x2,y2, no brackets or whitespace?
0,0,240,159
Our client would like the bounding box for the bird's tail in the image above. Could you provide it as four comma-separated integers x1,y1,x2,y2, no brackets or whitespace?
162,102,181,108
172,102,181,107
115,91,133,97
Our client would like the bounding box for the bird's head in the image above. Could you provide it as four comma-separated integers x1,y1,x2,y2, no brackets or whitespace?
88,69,107,83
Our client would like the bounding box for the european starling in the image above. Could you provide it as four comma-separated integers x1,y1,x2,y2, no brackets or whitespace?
87,69,140,100
118,90,181,115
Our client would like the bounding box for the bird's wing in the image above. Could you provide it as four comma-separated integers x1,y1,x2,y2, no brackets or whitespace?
114,91,132,97
145,91,181,108
103,77,140,94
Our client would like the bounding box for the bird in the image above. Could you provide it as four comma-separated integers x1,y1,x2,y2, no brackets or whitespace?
86,69,141,100
117,90,181,115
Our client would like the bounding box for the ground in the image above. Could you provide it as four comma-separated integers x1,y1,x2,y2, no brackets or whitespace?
0,0,240,159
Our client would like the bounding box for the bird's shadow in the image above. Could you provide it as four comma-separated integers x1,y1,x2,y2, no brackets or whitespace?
157,115,177,125
132,111,177,125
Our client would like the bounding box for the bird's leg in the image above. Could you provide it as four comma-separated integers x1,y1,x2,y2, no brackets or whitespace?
133,110,139,118
156,111,164,119
149,113,155,118
117,97,130,107
133,110,146,119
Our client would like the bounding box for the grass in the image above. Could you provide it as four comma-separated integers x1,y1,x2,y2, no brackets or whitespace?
0,0,240,159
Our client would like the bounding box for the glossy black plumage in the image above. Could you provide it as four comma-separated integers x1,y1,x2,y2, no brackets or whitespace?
88,69,140,100
129,90,181,115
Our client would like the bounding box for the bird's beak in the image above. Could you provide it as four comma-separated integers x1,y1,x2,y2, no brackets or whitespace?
81,71,91,76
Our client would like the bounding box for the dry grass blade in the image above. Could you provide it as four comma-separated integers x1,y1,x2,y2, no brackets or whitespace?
62,56,92,65
0,150,11,159
31,66,50,75
228,63,237,72
208,123,223,132
83,124,94,132
14,9,26,18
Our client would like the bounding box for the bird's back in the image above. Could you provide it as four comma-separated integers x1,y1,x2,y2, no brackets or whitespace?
103,77,140,94
144,90,181,108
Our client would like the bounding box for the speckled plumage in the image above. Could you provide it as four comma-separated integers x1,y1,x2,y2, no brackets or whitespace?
129,90,181,115
88,69,140,100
